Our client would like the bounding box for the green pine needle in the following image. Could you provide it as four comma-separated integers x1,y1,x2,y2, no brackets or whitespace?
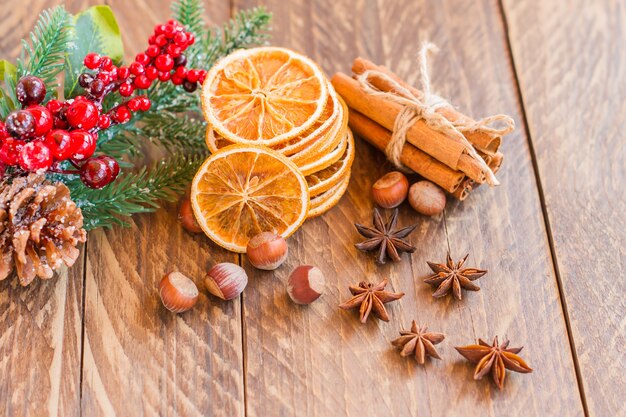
17,6,73,96
69,153,207,230
171,0,206,36
132,112,207,154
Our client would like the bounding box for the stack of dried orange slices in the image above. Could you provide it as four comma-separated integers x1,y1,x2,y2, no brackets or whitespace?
190,47,353,252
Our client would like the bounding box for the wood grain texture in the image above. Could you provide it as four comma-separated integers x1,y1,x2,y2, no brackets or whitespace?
502,0,626,415
0,2,96,416
233,0,584,416
79,1,245,416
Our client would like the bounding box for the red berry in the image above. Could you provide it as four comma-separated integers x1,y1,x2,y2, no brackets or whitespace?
66,100,99,130
139,97,151,111
118,66,131,80
114,106,131,123
98,155,120,180
0,122,8,140
127,98,142,112
135,52,150,65
175,66,187,79
130,62,145,76
0,138,23,165
98,115,111,129
173,31,187,46
134,75,152,90
97,72,112,84
171,75,184,85
16,76,46,106
155,54,174,72
80,157,113,189
145,66,159,80
84,53,101,69
54,118,68,129
89,79,106,96
148,35,157,45
6,110,36,139
70,130,97,161
27,105,53,137
119,82,134,97
198,70,207,83
186,69,201,83
146,45,160,58
154,24,166,35
158,71,171,82
18,141,52,171
155,34,167,47
44,129,75,160
186,32,195,45
100,57,113,70
46,99,63,114
163,24,176,38
167,44,182,57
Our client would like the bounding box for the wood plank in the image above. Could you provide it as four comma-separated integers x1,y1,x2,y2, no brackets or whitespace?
234,0,584,416
80,1,245,416
502,1,626,415
0,2,96,416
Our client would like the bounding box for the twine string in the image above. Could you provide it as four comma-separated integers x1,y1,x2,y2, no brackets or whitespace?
355,42,515,186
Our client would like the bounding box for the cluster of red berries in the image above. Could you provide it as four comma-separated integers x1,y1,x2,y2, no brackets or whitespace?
0,19,206,189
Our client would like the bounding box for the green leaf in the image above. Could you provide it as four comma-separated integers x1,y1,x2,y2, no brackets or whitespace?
64,5,123,98
0,60,16,82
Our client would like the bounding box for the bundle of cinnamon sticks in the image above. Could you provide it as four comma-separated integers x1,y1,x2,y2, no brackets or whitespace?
330,58,511,200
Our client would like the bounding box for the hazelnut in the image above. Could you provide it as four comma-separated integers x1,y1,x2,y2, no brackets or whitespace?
287,265,325,305
205,263,248,300
159,271,199,313
178,194,202,234
246,232,288,270
408,181,446,216
372,171,409,208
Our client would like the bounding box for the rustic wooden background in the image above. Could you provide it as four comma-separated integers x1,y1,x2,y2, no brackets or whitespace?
0,0,624,416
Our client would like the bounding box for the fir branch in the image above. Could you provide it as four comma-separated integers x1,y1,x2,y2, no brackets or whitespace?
69,153,207,229
134,112,206,153
16,6,73,95
171,0,206,36
201,7,271,69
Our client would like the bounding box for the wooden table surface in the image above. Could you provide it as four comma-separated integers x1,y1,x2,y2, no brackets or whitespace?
1,0,624,416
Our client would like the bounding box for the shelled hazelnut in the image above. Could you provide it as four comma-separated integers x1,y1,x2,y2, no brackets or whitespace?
372,171,409,208
287,265,325,305
205,263,248,300
408,180,446,216
159,271,199,313
246,232,288,270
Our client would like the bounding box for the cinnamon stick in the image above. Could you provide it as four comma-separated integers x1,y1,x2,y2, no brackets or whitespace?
348,110,464,193
451,152,504,200
331,72,486,184
352,57,501,154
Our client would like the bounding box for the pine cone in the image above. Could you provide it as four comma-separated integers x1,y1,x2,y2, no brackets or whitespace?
0,174,87,286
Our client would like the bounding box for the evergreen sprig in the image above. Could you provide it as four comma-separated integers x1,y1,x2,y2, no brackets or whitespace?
69,153,207,229
16,6,73,96
132,112,207,153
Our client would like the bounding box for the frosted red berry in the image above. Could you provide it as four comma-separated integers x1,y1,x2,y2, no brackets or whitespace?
0,138,23,165
98,155,120,180
80,157,113,189
127,98,142,112
119,82,134,97
100,57,113,71
167,44,182,57
0,122,8,140
27,105,53,137
97,115,111,129
84,53,101,69
158,71,171,82
130,62,145,76
155,54,174,72
44,129,75,160
114,106,131,123
18,141,52,171
46,99,63,114
6,110,36,139
16,75,47,106
118,66,130,80
66,100,99,129
135,52,150,65
186,69,200,83
155,34,167,47
139,97,151,111
70,130,97,161
173,31,187,46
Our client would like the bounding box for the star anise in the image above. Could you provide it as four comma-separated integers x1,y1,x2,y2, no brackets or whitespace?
455,336,533,390
354,208,417,264
424,253,487,300
338,278,404,323
391,321,445,364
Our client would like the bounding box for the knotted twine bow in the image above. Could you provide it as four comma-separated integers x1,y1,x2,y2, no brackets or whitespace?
355,42,515,186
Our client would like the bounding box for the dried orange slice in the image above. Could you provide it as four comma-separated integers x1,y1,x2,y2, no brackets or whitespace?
298,128,350,176
307,129,355,197
307,174,351,219
202,47,328,146
190,145,309,252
